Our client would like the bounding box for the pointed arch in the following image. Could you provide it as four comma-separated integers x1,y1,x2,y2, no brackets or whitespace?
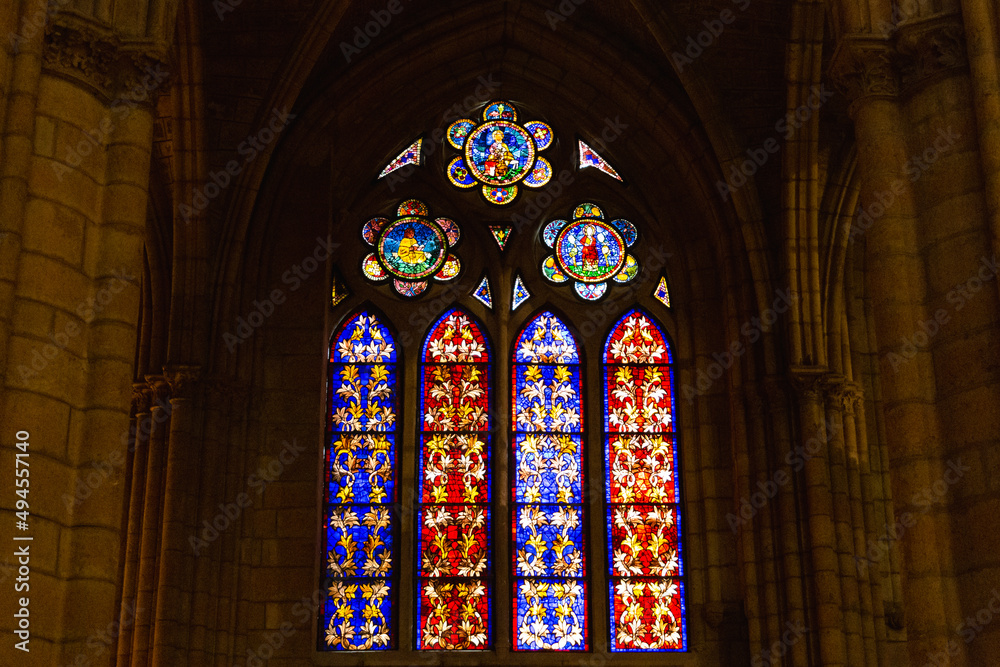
322,307,400,650
416,308,493,649
511,309,589,651
603,308,685,651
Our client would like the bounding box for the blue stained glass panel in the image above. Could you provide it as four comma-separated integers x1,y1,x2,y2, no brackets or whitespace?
330,313,397,363
513,504,585,577
326,434,396,504
323,311,398,651
511,311,588,651
514,579,587,651
329,364,397,432
324,581,394,651
326,506,394,578
513,365,582,432
514,313,579,363
512,434,583,504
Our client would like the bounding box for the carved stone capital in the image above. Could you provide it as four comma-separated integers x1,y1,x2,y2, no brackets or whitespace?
830,37,899,113
43,23,170,105
131,381,153,415
163,365,202,401
896,15,967,92
144,374,171,407
789,367,828,403
824,378,864,414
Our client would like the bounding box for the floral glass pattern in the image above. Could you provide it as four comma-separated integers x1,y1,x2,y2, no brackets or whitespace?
323,311,399,650
511,312,588,651
417,309,493,649
604,310,685,652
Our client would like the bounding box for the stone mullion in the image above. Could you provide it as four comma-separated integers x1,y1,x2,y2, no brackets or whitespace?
132,375,171,665
832,34,954,663
213,383,251,666
187,380,239,666
822,379,865,666
839,385,881,667
116,382,153,664
151,365,202,664
851,388,893,666
729,387,781,650
764,379,811,666
0,3,43,384
792,372,848,665
961,0,1000,305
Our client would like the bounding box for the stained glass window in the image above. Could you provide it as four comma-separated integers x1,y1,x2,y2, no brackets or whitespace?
578,139,622,181
511,312,588,651
654,275,672,308
378,138,422,178
417,309,493,649
472,275,493,309
541,204,640,301
512,275,531,311
323,311,398,650
446,101,554,205
604,310,685,652
361,200,462,297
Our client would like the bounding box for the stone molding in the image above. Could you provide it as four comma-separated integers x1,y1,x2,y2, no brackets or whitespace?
896,15,967,91
42,22,170,104
131,381,153,415
145,374,171,406
830,14,968,111
164,365,202,400
830,37,899,110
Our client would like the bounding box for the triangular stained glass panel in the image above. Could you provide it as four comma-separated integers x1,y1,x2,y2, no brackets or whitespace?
578,140,622,181
330,268,349,308
378,138,422,178
489,226,512,251
472,276,493,309
512,275,531,311
654,276,671,308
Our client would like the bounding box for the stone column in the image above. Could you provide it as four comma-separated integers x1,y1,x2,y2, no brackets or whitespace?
0,15,169,664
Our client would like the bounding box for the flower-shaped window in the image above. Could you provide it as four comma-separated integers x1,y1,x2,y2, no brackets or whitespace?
446,101,554,205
